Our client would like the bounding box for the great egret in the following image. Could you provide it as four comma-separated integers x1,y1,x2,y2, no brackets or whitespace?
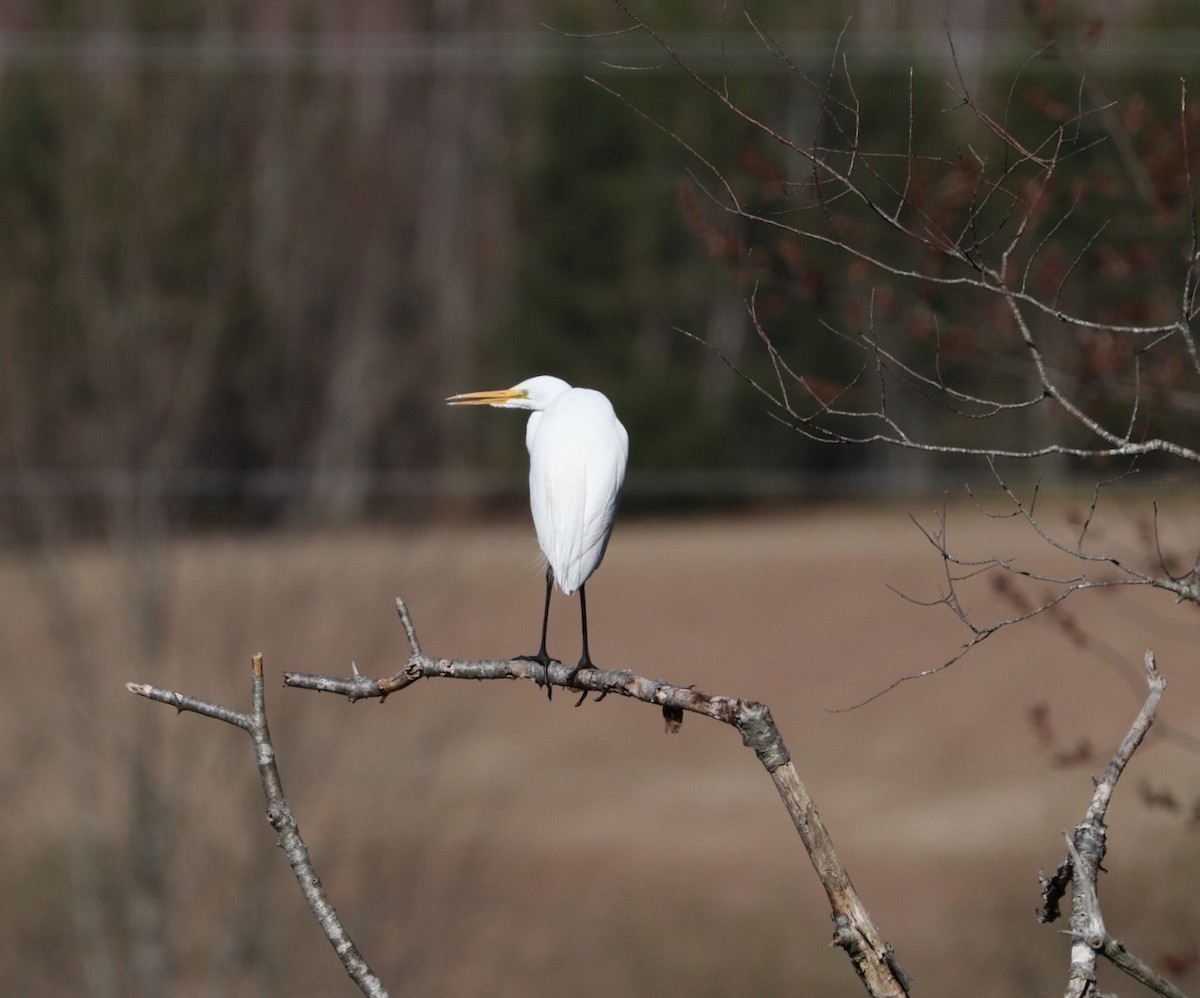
447,376,628,696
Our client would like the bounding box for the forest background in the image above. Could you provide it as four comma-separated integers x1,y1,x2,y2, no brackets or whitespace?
8,0,1195,525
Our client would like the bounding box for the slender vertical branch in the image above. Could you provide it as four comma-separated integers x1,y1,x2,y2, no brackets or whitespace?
1036,650,1186,998
127,656,389,998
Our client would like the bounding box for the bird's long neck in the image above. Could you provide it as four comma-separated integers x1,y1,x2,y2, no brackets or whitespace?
524,411,543,456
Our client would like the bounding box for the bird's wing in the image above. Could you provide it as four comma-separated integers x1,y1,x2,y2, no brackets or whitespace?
528,390,628,595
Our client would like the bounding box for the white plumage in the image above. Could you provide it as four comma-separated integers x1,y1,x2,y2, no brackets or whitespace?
447,375,628,686
525,382,627,594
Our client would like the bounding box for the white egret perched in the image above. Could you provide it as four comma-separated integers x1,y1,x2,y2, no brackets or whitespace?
447,376,628,696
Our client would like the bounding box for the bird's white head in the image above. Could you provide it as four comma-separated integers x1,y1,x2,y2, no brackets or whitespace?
446,375,572,412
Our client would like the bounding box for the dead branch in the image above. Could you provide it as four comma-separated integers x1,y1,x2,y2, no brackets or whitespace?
830,470,1200,709
1035,650,1188,998
127,655,388,998
283,598,912,998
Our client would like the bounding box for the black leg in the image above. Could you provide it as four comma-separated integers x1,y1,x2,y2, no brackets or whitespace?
516,565,557,699
568,585,596,707
567,583,593,682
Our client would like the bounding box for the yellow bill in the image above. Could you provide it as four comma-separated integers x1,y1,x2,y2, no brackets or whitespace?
445,387,529,406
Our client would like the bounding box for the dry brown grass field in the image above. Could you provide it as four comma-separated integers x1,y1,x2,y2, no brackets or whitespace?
2,500,1198,996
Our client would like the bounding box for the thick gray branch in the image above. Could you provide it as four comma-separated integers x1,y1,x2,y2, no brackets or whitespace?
283,598,911,998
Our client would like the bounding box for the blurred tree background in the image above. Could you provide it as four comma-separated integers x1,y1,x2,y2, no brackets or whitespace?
2,0,1190,533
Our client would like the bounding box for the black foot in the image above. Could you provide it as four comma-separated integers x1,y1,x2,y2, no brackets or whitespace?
515,651,559,701
568,657,595,708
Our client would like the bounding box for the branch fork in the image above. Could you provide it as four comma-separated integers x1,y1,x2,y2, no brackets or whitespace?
127,656,389,998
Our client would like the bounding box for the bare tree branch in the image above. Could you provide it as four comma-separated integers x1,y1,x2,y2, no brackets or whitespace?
127,655,389,998
601,0,1200,489
1035,650,1188,998
283,598,912,998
